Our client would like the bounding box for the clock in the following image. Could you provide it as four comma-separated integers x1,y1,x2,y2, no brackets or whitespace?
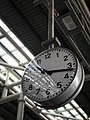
21,47,85,109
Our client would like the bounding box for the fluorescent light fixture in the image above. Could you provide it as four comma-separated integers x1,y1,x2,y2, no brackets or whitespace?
62,15,77,31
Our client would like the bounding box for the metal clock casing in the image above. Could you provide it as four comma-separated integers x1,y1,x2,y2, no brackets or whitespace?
21,47,84,109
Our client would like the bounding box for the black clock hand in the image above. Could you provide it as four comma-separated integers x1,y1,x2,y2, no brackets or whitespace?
37,67,73,75
43,68,73,75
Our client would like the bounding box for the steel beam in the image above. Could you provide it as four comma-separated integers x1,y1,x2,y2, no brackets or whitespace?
1,70,9,98
0,62,24,71
0,93,19,104
16,92,25,120
6,80,21,89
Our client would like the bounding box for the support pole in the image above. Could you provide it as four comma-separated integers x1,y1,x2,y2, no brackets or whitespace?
48,0,55,48
1,70,9,98
16,91,25,120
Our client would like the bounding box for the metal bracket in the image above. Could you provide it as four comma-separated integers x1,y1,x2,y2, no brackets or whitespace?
41,37,61,49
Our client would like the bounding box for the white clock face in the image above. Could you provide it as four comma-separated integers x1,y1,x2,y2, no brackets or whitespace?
22,47,78,102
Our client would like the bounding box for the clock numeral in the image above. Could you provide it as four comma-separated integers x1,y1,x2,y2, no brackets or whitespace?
64,55,68,61
46,89,50,95
64,73,69,79
56,52,59,57
37,59,41,64
57,82,62,88
36,88,40,95
25,77,29,82
45,52,51,59
67,63,72,68
29,84,33,90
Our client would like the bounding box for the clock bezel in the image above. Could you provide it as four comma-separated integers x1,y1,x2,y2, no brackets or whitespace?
21,47,84,109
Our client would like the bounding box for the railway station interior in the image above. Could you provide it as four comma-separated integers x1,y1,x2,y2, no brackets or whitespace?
0,0,90,120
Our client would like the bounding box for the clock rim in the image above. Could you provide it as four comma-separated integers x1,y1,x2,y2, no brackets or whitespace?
21,47,84,109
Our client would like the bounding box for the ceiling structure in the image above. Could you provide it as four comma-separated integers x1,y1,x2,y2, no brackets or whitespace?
0,0,90,119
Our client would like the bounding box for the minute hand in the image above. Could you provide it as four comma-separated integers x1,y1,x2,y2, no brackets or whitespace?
43,68,73,75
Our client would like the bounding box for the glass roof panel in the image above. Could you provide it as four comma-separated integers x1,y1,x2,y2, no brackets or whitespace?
15,69,24,76
0,47,6,56
1,37,16,51
62,111,71,117
12,50,28,63
70,109,78,115
57,107,65,112
76,115,83,119
9,72,20,82
71,100,79,107
65,104,73,109
2,54,18,66
22,47,35,60
8,31,24,47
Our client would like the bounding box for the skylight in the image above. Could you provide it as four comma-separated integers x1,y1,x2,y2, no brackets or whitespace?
22,47,35,60
12,50,28,64
8,31,24,47
1,37,16,51
2,54,18,66
0,47,6,56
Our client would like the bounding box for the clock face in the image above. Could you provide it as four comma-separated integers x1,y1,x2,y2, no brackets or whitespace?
22,47,78,102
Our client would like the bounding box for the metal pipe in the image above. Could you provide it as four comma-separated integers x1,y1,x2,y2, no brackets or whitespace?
48,0,55,49
16,92,25,120
1,70,9,98
0,62,24,71
6,80,21,89
48,0,54,39
0,93,19,104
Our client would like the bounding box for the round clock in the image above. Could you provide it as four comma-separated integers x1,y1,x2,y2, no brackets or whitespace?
21,47,85,109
